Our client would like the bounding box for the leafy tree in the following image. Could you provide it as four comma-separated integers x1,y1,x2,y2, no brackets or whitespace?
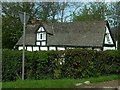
73,2,108,21
2,2,37,49
107,2,120,50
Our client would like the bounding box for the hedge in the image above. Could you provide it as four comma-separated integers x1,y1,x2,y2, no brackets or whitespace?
2,49,120,81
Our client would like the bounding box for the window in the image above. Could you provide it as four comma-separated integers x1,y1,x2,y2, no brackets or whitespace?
37,32,46,41
40,33,42,39
37,33,43,40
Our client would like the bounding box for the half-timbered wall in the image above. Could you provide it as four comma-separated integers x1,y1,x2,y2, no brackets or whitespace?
36,27,47,46
33,46,39,51
49,47,56,50
57,47,65,50
18,46,26,50
103,47,115,51
17,46,110,51
103,26,116,50
104,26,114,45
40,47,48,51
27,46,32,51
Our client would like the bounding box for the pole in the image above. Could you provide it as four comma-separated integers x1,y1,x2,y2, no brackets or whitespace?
22,12,26,80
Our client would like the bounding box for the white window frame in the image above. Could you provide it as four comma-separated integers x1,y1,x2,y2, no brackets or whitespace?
37,32,46,41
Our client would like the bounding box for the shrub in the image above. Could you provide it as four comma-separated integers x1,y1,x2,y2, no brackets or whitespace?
2,49,22,81
2,49,120,81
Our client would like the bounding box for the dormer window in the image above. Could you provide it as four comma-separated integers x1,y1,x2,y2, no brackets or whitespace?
37,33,44,40
37,32,46,41
36,26,47,46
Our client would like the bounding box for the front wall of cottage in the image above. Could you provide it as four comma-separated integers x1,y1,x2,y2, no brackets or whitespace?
49,47,56,50
18,46,26,50
103,46,116,51
33,46,39,51
27,46,32,51
18,46,103,51
57,47,65,50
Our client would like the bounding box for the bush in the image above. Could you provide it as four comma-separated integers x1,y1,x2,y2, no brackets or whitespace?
2,49,51,81
2,49,120,81
2,49,22,81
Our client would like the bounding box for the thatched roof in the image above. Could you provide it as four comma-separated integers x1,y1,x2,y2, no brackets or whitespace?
16,21,107,47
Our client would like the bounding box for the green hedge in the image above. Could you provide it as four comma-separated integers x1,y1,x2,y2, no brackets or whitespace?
2,49,52,81
2,49,120,81
61,49,120,79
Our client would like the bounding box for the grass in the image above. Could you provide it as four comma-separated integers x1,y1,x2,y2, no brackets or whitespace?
2,74,118,88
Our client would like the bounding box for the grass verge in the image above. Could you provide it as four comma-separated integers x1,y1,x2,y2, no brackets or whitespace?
2,74,118,88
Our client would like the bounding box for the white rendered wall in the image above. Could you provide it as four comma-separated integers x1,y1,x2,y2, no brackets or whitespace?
41,41,46,46
94,48,101,51
49,47,56,50
57,47,65,50
67,47,74,49
103,46,116,51
104,26,114,45
18,46,23,50
18,46,26,50
36,42,40,45
38,27,45,32
27,46,32,51
33,46,39,51
103,26,116,50
40,47,48,51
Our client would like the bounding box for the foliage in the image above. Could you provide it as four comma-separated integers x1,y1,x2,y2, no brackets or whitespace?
2,2,37,49
2,49,120,82
2,49,50,81
73,2,107,21
2,49,22,81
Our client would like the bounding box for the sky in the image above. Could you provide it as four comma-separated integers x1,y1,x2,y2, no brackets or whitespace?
1,0,120,2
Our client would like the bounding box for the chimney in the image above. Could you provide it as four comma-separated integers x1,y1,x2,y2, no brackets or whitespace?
31,19,36,24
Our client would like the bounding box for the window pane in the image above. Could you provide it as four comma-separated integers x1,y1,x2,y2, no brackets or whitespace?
40,33,42,39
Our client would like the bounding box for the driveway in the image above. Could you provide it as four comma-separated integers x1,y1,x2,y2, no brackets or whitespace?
81,80,120,90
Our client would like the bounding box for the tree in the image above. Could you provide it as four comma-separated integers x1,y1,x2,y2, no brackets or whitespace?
36,2,61,22
2,2,37,49
73,2,108,21
107,2,120,50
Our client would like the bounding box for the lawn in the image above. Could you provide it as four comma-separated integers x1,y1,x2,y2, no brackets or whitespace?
2,74,118,88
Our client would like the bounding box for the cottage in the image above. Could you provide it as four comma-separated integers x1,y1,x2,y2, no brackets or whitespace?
15,20,116,51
